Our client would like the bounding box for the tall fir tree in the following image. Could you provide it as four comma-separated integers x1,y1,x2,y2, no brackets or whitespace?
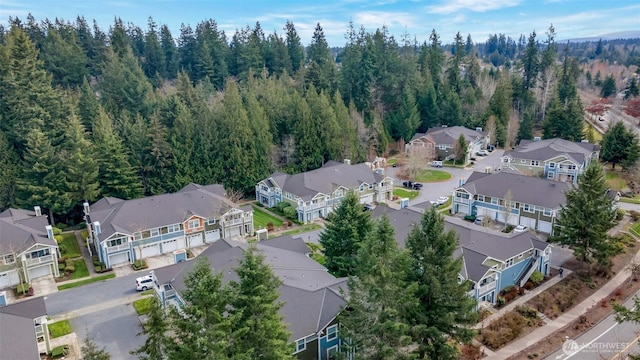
319,191,372,277
228,245,294,359
339,216,413,359
0,131,18,210
305,23,337,93
600,120,640,170
549,163,616,269
131,297,168,360
284,21,304,73
405,206,477,359
61,112,100,204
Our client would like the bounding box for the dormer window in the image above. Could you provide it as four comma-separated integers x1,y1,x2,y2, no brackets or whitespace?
188,219,200,229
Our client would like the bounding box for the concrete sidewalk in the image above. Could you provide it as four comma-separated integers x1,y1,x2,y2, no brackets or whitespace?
486,218,638,359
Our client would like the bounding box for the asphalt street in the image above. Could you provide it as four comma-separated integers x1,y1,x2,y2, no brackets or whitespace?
546,288,640,360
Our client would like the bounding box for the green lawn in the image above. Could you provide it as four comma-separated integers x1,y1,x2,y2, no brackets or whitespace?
605,171,627,191
393,187,419,200
584,123,603,143
58,232,81,259
620,197,640,204
70,259,89,280
280,224,322,237
133,297,155,315
414,169,452,182
252,206,284,229
49,320,71,338
631,222,640,235
387,158,398,166
57,273,115,291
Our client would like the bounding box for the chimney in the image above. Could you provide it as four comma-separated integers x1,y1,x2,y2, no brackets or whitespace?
34,206,41,217
476,127,483,133
45,225,54,240
581,139,589,143
533,136,541,141
343,159,351,165
93,221,101,235
83,202,90,214
442,124,448,128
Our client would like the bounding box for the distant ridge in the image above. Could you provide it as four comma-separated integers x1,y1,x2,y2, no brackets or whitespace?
561,30,640,43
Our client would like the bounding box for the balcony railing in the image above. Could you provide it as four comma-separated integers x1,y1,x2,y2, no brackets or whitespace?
24,254,54,266
107,243,130,253
478,281,497,294
165,289,177,299
468,289,476,298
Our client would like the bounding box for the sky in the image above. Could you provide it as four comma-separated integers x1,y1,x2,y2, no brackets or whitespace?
1,0,639,46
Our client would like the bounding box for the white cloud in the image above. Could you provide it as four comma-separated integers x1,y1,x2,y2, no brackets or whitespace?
352,11,419,29
426,0,520,14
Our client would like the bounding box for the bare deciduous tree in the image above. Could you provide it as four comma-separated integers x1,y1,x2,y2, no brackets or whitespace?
485,115,497,147
500,189,514,231
406,146,432,180
506,110,520,149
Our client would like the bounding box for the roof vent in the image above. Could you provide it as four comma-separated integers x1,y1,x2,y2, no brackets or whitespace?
581,139,589,143
344,159,351,165
34,206,41,217
476,127,483,132
442,124,448,128
534,136,541,141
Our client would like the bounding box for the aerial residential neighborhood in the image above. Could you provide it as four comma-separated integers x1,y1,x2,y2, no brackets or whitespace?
1,2,640,360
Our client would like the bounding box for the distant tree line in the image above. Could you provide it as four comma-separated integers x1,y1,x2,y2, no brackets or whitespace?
0,16,602,223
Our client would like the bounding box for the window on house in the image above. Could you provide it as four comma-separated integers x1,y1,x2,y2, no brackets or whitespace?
531,160,540,166
295,339,306,353
261,185,268,192
506,258,514,267
522,204,534,213
188,219,200,229
549,162,556,169
547,172,555,179
521,159,526,163
567,175,575,182
108,239,123,247
150,228,160,237
491,198,499,205
3,254,15,264
167,224,180,233
477,195,485,202
518,254,523,259
134,232,142,240
326,325,338,341
543,208,552,216
359,185,365,192
512,202,518,209
207,218,216,225
336,189,343,197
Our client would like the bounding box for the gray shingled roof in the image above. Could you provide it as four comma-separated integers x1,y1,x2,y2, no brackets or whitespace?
425,126,485,145
460,171,570,209
371,207,550,283
153,238,347,341
260,235,310,255
265,161,386,201
88,184,239,242
0,208,54,254
0,296,47,360
503,138,599,164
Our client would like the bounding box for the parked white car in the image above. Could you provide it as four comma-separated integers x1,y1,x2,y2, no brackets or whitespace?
436,196,450,205
513,225,528,233
136,275,153,291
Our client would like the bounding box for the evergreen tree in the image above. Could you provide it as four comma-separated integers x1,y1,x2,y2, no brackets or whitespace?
109,17,131,58
61,112,99,204
427,30,444,85
405,206,477,359
167,98,198,189
339,216,413,359
131,297,168,360
81,331,111,360
600,74,617,98
549,163,616,269
228,245,294,359
142,17,166,87
159,24,179,79
521,30,539,92
453,133,468,164
0,131,18,210
290,92,323,172
305,23,337,93
99,47,153,116
319,191,372,277
77,77,101,131
164,257,232,359
144,114,173,195
92,107,143,199
542,93,584,142
40,27,88,88
284,21,304,73
600,120,640,170
625,77,639,99
18,128,73,224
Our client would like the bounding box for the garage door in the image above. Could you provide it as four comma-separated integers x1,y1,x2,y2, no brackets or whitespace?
140,244,160,258
188,233,203,247
519,217,536,228
109,252,130,267
455,203,469,214
162,239,178,253
360,193,374,204
205,230,221,243
226,227,241,238
0,271,19,288
538,221,553,234
480,208,497,220
29,264,52,280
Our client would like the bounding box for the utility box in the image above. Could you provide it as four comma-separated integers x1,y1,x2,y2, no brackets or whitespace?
400,198,409,209
256,228,268,241
174,249,187,263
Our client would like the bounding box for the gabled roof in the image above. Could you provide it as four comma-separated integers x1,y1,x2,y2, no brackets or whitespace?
424,126,485,145
262,161,387,201
459,171,571,209
0,296,47,360
0,208,54,254
88,183,240,242
371,207,551,283
260,235,310,255
154,237,347,341
504,138,599,164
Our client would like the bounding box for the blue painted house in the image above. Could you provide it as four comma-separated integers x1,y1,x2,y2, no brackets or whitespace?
500,138,599,184
151,236,348,360
255,160,393,224
84,184,254,269
370,207,552,307
452,170,571,234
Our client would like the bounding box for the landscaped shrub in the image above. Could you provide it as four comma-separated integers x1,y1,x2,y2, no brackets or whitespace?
16,283,30,295
266,222,274,231
515,305,538,319
64,265,75,273
93,260,101,267
630,210,640,221
481,311,528,349
529,271,544,285
58,256,67,264
518,287,525,296
275,202,291,213
503,225,515,233
133,260,148,270
50,345,69,358
255,202,264,207
53,227,63,236
615,208,625,221
58,263,66,272
496,297,505,306
524,281,535,290
283,206,297,220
